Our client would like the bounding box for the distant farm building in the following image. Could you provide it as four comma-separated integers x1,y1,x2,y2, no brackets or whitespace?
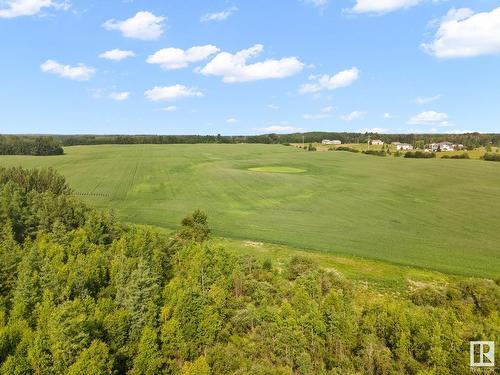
391,142,401,145
430,142,454,152
371,139,384,146
396,143,413,151
322,140,342,145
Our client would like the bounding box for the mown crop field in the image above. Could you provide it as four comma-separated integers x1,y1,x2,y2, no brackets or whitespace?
1,144,499,277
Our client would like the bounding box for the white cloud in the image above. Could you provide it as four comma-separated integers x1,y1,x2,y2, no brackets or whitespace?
340,111,365,121
103,11,166,41
109,91,130,101
299,67,359,94
422,7,500,58
226,118,238,123
201,7,237,22
41,59,95,81
303,106,335,120
444,129,474,134
199,44,304,83
302,0,328,9
162,106,177,112
350,0,420,14
99,49,136,61
408,110,450,126
359,127,388,133
0,0,69,18
415,94,441,104
267,104,280,110
259,125,303,133
147,45,220,70
383,113,392,119
145,85,202,102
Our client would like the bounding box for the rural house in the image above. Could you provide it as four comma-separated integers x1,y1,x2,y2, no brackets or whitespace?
322,139,342,145
396,143,413,151
430,142,454,152
371,139,384,145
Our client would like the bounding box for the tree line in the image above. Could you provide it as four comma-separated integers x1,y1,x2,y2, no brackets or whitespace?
0,136,63,156
2,132,497,151
0,167,499,374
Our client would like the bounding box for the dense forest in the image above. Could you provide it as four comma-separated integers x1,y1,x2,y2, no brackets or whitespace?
0,136,63,156
0,167,499,374
2,132,496,150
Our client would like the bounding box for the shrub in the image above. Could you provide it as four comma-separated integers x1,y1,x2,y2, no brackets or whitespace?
448,153,470,159
404,151,436,159
483,153,500,162
307,144,316,151
335,146,359,153
362,150,386,157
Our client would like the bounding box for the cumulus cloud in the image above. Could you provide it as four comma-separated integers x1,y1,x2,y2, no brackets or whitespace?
201,7,237,22
99,49,136,61
422,7,500,58
0,0,69,18
162,106,177,112
109,92,130,101
226,118,238,123
259,125,303,133
103,11,166,41
340,111,365,121
41,59,95,81
299,67,359,94
199,44,304,83
415,94,441,104
350,0,420,14
267,104,280,110
359,127,388,133
407,110,450,126
383,113,392,119
147,45,220,70
144,85,202,102
303,106,335,120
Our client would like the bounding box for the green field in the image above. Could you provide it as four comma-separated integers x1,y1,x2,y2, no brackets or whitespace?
1,144,499,277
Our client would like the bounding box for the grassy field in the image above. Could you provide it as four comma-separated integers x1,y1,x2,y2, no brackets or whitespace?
1,143,499,277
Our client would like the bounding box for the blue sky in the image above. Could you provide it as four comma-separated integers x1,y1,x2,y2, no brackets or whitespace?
1,0,500,135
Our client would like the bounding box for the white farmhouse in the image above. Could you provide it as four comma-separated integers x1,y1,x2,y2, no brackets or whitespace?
371,139,384,146
322,139,342,145
396,143,413,151
430,142,454,152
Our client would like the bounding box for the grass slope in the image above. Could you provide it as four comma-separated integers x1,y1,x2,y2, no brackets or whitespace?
1,144,499,277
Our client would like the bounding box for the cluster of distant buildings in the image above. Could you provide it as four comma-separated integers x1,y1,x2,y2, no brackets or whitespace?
321,139,465,152
321,140,342,145
391,141,464,152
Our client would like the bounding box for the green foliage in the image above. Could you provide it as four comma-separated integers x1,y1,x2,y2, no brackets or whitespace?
404,151,436,158
0,168,498,374
335,146,360,153
441,153,470,159
0,136,63,156
362,149,386,156
66,340,113,375
483,152,500,161
307,143,316,151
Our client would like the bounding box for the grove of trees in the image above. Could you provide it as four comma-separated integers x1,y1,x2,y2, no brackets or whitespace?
0,167,498,374
0,136,63,156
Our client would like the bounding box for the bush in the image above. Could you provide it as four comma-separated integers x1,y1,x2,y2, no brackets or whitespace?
307,144,316,151
442,153,470,159
404,151,436,159
362,150,386,157
335,146,359,153
483,153,500,162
